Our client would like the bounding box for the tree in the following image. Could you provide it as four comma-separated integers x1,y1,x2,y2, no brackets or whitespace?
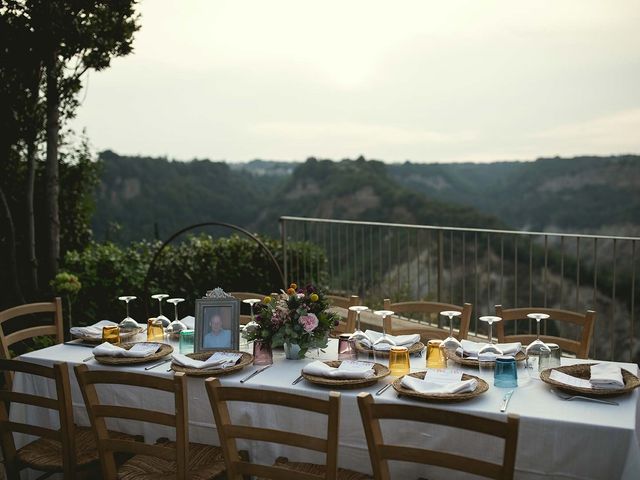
0,0,139,306
30,0,140,278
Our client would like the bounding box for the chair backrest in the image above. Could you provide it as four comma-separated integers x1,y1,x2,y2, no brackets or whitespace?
0,298,64,360
328,294,360,334
205,377,341,480
357,392,519,480
494,305,596,359
382,299,472,341
229,292,266,325
0,359,76,479
74,365,189,479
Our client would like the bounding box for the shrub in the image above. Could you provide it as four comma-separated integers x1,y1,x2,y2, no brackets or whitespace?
62,234,327,324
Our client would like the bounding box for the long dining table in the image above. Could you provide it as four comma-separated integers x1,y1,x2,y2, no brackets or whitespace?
10,334,640,480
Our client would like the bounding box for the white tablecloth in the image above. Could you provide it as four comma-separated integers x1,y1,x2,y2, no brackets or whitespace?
10,338,640,480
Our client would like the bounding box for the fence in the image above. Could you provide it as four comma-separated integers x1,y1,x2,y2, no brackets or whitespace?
280,216,639,363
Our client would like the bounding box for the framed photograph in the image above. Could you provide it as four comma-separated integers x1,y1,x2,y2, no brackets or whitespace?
194,296,240,352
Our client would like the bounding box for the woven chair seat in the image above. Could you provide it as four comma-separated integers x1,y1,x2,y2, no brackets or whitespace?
117,441,225,480
16,426,139,472
257,456,371,480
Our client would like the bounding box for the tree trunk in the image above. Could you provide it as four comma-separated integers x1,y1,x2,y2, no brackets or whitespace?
0,186,25,305
45,50,60,281
26,62,42,295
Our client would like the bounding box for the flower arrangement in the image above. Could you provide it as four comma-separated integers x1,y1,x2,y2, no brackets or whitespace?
243,283,340,359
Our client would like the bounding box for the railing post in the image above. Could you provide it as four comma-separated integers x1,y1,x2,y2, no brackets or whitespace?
437,230,443,302
280,218,288,285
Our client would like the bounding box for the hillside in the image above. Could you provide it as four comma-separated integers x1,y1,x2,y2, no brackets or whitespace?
250,157,505,235
93,151,286,244
387,155,640,235
92,153,504,243
92,152,640,244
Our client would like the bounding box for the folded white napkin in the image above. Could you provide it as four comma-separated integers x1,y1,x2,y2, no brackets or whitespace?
70,320,118,339
359,330,421,351
172,352,242,369
457,339,522,361
401,374,478,394
590,363,625,389
92,342,161,358
302,360,375,379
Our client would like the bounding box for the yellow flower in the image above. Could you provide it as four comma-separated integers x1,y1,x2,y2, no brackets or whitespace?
263,296,272,304
290,282,298,290
310,293,319,302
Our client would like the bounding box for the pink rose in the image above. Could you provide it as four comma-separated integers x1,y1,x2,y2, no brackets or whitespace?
299,313,319,333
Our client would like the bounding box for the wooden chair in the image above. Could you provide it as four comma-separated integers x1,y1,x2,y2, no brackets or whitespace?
0,359,137,479
74,365,226,480
205,377,370,480
382,299,472,342
229,292,266,326
357,393,519,480
0,298,64,360
495,305,596,359
328,294,360,335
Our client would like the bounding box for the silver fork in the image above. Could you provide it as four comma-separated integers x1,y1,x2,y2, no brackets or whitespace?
551,389,619,406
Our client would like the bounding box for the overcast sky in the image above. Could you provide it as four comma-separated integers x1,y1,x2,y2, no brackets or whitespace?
71,0,640,163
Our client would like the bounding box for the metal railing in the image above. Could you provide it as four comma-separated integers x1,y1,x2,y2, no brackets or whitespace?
280,216,639,363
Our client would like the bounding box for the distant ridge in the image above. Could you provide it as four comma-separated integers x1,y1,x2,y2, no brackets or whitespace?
93,152,640,244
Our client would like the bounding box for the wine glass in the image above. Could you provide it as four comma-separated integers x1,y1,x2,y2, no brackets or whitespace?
151,293,171,327
348,305,370,342
525,312,551,371
478,316,503,356
166,298,186,335
118,296,138,330
372,310,397,350
241,298,261,344
440,310,462,352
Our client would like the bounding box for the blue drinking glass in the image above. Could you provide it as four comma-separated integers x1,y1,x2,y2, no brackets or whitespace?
494,356,518,388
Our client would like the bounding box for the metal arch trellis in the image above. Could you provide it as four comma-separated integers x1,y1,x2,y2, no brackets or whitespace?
142,221,285,317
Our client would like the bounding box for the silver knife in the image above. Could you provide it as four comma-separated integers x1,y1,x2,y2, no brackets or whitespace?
376,383,392,396
500,389,514,412
292,374,304,385
240,364,272,383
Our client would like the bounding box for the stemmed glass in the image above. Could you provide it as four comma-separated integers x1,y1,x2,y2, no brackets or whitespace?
478,316,503,356
118,296,138,330
372,310,397,350
348,306,370,342
241,298,262,341
525,313,550,355
166,298,186,335
525,312,551,371
440,310,462,352
151,293,171,327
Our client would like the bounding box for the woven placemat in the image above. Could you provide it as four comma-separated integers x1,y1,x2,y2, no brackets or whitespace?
301,361,390,389
94,342,173,365
540,363,640,397
355,341,425,358
73,327,142,344
393,371,489,402
446,349,527,367
171,351,253,376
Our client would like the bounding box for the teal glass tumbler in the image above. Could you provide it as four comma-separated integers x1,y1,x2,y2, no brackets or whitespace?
179,329,195,354
494,356,518,388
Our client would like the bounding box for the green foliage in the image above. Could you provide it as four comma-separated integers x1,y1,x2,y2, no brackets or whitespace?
50,271,81,295
61,235,326,325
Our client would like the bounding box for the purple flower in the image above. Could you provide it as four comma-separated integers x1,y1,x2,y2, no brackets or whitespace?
299,313,319,332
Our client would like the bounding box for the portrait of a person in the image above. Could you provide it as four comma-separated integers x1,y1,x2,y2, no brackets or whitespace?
203,308,232,349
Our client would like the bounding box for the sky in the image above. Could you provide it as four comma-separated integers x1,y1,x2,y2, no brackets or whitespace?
71,0,640,163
